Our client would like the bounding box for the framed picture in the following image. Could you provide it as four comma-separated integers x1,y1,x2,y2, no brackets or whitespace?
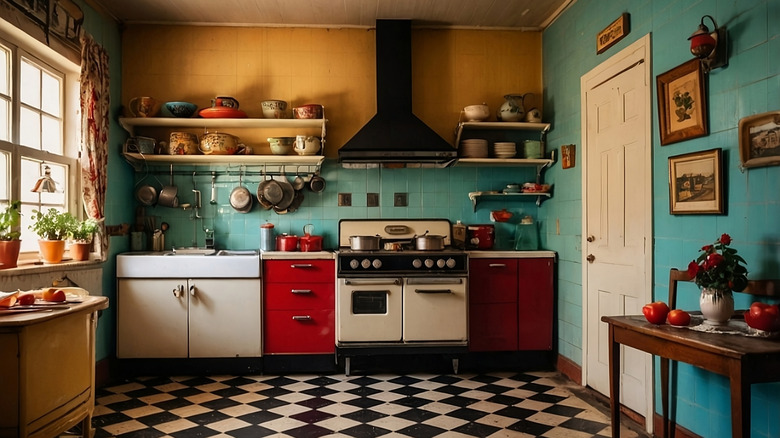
656,59,708,146
561,145,576,169
738,110,780,169
668,148,723,215
597,13,630,54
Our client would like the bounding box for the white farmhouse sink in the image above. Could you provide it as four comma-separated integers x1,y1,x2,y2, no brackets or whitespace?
117,251,260,278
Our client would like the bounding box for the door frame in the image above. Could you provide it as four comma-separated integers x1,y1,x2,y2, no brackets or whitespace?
580,33,653,429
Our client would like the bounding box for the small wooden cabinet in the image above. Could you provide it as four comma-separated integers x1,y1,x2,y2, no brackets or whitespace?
263,259,335,354
468,257,554,352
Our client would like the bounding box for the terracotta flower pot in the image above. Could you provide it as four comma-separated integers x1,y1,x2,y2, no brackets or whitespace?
38,239,66,264
69,241,91,261
0,240,21,269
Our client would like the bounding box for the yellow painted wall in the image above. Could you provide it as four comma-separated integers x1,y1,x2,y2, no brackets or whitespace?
121,25,541,158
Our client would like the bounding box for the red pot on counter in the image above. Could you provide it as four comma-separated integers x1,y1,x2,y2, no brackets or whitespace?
300,234,323,252
276,233,299,251
467,224,494,250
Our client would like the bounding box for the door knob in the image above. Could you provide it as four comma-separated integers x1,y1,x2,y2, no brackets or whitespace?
587,254,595,263
587,235,595,242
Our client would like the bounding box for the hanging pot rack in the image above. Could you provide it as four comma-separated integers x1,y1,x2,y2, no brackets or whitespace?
121,152,325,177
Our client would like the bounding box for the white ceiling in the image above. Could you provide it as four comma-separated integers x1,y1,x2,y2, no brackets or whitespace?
87,0,574,30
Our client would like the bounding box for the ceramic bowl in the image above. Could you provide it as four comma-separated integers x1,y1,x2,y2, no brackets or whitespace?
268,137,295,155
160,101,198,118
464,104,490,121
292,104,323,119
199,132,242,155
168,132,199,155
261,100,289,119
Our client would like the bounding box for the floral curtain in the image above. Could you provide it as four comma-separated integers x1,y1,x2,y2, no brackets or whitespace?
79,34,110,260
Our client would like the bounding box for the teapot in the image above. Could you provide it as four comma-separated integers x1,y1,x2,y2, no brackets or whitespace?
498,93,531,122
294,135,321,155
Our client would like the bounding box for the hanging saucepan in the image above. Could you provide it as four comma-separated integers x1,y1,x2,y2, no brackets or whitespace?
273,172,295,213
256,170,277,210
413,231,446,251
349,235,381,251
229,169,252,213
158,164,179,208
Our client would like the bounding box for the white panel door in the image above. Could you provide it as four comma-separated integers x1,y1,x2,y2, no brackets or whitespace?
583,36,652,422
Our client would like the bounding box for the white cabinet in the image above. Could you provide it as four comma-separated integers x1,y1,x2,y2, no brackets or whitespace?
117,278,262,358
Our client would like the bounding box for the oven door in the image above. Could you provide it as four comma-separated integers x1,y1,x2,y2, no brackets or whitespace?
337,278,402,343
403,277,468,342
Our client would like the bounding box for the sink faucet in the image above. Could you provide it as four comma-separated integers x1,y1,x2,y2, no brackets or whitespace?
204,228,215,249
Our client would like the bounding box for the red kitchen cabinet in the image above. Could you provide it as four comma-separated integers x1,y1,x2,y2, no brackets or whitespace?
468,257,554,351
263,259,335,354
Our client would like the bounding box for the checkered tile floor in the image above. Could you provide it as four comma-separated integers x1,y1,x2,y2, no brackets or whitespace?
91,371,647,437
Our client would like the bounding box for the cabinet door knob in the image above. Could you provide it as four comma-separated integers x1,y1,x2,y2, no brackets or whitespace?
586,254,595,263
189,284,196,296
587,235,595,242
173,285,183,298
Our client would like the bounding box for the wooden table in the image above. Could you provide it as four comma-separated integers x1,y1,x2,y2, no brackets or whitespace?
0,296,108,438
602,314,780,438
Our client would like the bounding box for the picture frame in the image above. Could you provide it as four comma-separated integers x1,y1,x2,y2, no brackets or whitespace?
668,148,723,215
738,110,780,169
656,59,708,146
596,13,630,55
561,145,576,169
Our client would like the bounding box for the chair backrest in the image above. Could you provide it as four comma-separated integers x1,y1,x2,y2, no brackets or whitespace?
668,268,780,309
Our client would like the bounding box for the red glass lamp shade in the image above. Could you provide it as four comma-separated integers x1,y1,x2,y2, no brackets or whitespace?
689,25,717,58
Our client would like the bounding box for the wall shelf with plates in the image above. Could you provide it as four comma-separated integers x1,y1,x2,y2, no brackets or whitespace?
468,190,553,211
118,116,328,175
454,121,551,163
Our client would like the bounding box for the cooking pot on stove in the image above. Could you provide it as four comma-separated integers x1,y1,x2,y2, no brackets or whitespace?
276,233,299,251
413,232,446,251
467,224,494,249
349,235,380,251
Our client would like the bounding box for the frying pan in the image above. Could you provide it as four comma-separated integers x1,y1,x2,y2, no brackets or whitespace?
229,170,252,213
274,173,295,210
256,171,278,210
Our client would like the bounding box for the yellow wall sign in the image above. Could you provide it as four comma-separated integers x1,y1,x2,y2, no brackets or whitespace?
597,13,630,54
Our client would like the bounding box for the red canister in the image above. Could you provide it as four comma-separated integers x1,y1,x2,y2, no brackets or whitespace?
275,233,299,251
467,224,495,250
300,234,323,252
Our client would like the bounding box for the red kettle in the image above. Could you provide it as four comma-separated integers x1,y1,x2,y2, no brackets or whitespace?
300,224,323,252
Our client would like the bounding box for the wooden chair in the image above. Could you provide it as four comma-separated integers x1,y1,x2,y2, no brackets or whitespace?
661,268,780,438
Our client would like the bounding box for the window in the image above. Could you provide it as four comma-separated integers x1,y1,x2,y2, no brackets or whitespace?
0,29,79,255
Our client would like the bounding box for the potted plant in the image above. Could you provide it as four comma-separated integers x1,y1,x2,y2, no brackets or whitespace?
0,201,22,269
28,208,76,264
69,218,99,261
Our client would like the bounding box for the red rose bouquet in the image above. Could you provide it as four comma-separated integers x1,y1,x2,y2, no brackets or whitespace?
687,233,748,291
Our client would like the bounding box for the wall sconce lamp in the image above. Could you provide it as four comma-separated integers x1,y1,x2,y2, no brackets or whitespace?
688,15,728,73
30,165,58,193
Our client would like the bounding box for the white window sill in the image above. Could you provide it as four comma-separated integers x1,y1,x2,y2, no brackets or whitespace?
0,257,104,277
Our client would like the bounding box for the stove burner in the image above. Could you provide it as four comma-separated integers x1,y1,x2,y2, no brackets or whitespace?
337,249,467,277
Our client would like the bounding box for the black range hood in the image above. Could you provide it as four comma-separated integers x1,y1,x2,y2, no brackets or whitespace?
338,20,457,168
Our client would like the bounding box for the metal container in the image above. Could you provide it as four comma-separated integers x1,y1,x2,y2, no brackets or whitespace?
349,235,381,251
413,234,446,251
260,223,275,251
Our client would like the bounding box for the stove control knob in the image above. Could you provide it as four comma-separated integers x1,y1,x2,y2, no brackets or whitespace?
412,258,422,268
424,258,434,268
349,259,359,270
372,259,382,269
361,259,371,269
446,258,457,269
437,259,446,268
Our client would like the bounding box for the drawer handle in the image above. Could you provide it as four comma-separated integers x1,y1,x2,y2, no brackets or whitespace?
415,289,452,294
292,315,312,321
291,289,312,294
488,263,507,268
291,264,313,268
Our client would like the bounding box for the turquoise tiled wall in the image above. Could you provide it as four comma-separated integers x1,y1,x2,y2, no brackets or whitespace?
543,0,779,436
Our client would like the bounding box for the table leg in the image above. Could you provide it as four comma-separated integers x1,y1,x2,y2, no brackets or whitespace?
729,363,749,438
660,357,669,438
609,324,621,438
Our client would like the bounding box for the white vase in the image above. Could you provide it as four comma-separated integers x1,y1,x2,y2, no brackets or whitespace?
699,288,734,325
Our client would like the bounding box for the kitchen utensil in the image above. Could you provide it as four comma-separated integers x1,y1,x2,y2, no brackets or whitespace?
268,137,294,155
229,171,252,213
168,132,199,155
274,173,295,210
309,171,326,193
490,209,513,222
452,220,467,249
293,135,321,155
198,107,247,118
260,222,275,251
524,108,542,123
463,103,490,121
349,235,381,251
292,104,323,119
514,216,539,250
256,171,276,210
300,224,323,252
210,173,217,204
124,136,157,154
497,93,529,122
261,100,288,118
523,140,543,159
292,174,305,190
287,189,304,213
128,96,159,117
384,242,404,251
275,233,299,251
160,101,198,118
262,179,284,205
158,165,179,208
467,224,494,249
413,231,446,251
135,179,158,206
212,96,239,108
199,132,243,155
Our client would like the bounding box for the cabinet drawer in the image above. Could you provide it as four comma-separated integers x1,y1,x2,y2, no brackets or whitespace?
264,309,335,354
264,260,334,283
264,282,334,310
468,259,518,303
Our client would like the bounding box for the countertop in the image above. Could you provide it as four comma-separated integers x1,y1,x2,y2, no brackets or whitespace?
0,295,108,327
468,250,556,259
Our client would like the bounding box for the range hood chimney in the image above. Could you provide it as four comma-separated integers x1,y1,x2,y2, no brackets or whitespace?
338,20,457,168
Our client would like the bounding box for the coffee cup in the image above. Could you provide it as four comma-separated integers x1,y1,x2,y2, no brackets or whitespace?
128,97,159,117
294,135,321,155
212,96,239,109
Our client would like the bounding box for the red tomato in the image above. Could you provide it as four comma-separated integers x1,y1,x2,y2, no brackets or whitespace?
745,302,780,332
17,293,36,306
642,301,670,325
667,309,691,326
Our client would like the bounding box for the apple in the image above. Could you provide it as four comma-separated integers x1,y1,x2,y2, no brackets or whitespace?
17,293,36,306
43,288,67,302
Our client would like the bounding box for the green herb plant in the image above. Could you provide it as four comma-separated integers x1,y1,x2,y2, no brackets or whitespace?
28,208,77,241
0,201,22,241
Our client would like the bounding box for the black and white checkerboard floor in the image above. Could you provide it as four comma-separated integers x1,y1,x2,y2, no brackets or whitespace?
92,371,647,437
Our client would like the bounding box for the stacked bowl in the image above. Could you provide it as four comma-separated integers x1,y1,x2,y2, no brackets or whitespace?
493,142,516,158
460,139,488,158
